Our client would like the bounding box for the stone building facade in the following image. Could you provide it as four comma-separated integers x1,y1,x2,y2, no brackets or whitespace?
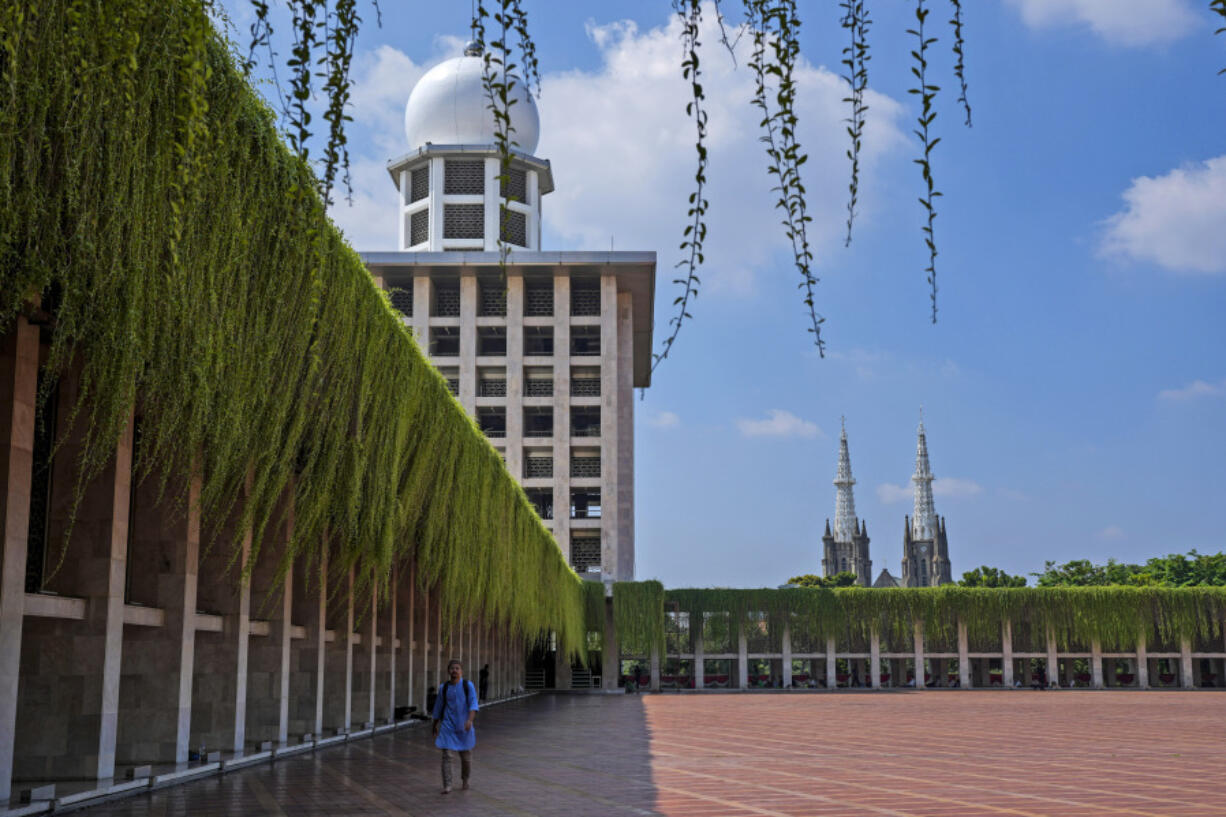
900,419,953,587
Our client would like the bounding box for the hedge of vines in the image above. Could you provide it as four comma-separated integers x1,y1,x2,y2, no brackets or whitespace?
0,0,586,652
623,586,1226,653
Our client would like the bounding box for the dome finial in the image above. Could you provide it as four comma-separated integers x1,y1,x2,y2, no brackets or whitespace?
464,39,482,57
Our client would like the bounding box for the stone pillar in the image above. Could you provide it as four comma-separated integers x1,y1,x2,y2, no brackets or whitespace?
782,623,793,688
17,374,133,782
117,466,202,765
311,548,327,736
913,619,925,691
825,637,836,690
1001,619,1014,688
693,616,705,690
403,565,414,715
323,568,353,733
958,620,971,688
649,648,661,692
736,620,749,689
0,317,38,801
869,630,881,690
244,497,293,748
1136,637,1149,690
1091,640,1104,689
1180,638,1194,689
384,568,397,723
418,585,430,712
601,594,619,690
1046,628,1058,689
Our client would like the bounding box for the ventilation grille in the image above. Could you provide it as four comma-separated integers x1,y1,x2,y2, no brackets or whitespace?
525,456,553,479
410,166,429,202
570,455,600,479
433,285,460,317
525,378,553,397
444,159,485,195
571,377,600,397
410,209,429,246
501,209,527,247
478,378,506,397
389,287,413,317
479,283,506,316
570,534,601,573
501,167,527,202
443,204,484,240
524,282,553,316
571,284,600,316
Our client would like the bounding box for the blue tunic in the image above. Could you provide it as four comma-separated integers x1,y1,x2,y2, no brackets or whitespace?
432,679,478,751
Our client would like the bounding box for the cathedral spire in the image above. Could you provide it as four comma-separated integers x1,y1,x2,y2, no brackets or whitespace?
833,417,859,543
911,412,937,541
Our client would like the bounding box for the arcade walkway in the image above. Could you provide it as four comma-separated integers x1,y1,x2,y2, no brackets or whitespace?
77,691,1226,817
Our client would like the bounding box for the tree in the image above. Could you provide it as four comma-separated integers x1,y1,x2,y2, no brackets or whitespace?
958,566,1026,588
1033,552,1226,587
786,572,857,588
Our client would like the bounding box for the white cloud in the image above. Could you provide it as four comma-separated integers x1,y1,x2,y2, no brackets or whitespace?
1097,525,1125,541
537,10,906,294
647,410,681,428
1005,0,1198,47
736,409,820,439
877,477,982,504
1158,378,1226,401
1099,156,1226,275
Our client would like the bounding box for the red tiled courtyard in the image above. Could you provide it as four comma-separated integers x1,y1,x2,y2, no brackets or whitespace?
78,691,1226,816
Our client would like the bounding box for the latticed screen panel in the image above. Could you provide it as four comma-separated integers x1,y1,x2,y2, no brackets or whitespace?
410,209,429,246
570,453,600,478
571,284,600,316
525,376,553,397
444,159,485,194
410,165,429,202
501,167,527,202
433,284,461,317
570,533,601,573
501,210,527,247
524,455,553,478
443,204,484,240
524,281,553,316
479,282,506,316
388,287,413,317
571,375,600,397
478,376,506,397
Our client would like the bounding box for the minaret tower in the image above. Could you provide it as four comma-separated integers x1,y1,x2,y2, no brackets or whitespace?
901,412,952,587
822,418,872,586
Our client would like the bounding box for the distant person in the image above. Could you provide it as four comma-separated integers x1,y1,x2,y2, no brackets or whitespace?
479,664,490,701
432,659,479,794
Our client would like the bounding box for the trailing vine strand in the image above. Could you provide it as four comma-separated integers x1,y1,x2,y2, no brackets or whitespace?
948,0,971,127
1213,0,1226,75
839,0,871,248
652,0,708,373
908,0,941,325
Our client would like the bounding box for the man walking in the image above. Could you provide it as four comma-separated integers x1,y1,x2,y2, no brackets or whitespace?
432,659,479,794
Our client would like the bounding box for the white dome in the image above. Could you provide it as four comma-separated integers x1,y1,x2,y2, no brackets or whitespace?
404,53,540,154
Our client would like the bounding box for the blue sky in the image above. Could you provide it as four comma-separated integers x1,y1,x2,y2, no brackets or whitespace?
224,0,1226,588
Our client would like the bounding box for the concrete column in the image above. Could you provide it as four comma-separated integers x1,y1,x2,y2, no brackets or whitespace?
615,290,635,580
869,630,881,690
1002,620,1014,688
1180,638,1194,689
385,567,397,723
957,619,971,688
693,614,705,690
365,579,377,726
17,373,133,782
1046,628,1058,689
0,317,38,801
736,620,749,689
649,649,661,692
825,637,836,690
913,619,925,691
435,600,442,697
601,594,619,690
404,565,415,714
1091,640,1104,689
322,567,353,733
312,548,327,735
551,272,571,567
117,466,201,765
504,274,524,482
598,274,619,579
418,585,429,713
782,623,793,688
1136,638,1149,689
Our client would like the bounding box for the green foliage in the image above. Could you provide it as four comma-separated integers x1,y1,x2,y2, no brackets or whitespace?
0,0,585,652
908,0,942,323
786,572,857,588
643,586,1226,656
613,580,666,658
959,566,1027,588
1034,551,1226,588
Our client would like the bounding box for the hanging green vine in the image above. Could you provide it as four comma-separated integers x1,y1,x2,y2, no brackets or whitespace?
1213,1,1226,74
0,0,586,654
948,0,972,126
613,580,666,658
615,586,1226,656
839,0,871,248
908,0,942,325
